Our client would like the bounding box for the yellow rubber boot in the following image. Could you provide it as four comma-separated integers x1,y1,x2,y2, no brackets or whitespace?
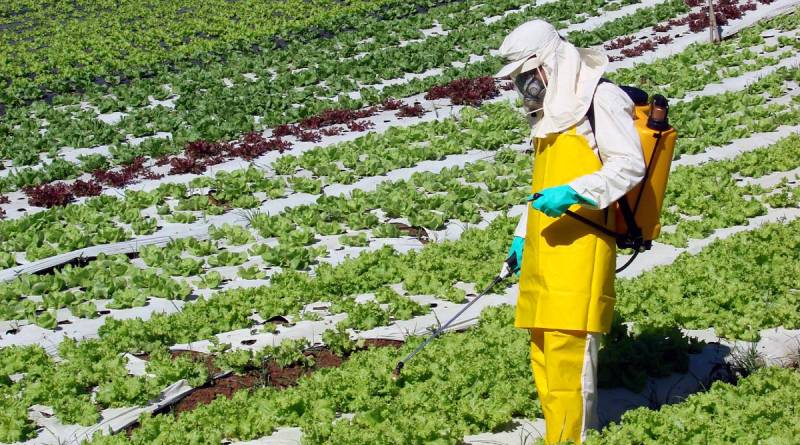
530,329,599,444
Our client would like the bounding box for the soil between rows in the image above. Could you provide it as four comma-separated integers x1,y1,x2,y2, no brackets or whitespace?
125,338,405,433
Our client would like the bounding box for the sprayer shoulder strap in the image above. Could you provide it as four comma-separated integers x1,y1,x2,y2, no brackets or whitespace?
586,78,612,136
582,79,644,247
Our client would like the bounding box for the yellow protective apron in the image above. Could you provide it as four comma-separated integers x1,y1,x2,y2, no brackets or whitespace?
516,127,616,334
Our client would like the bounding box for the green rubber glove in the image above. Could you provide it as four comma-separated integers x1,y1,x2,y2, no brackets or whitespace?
528,185,596,218
507,236,525,276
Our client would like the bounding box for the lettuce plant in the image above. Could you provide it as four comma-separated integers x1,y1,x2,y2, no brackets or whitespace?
238,265,266,280
339,232,370,247
207,251,248,267
196,271,224,289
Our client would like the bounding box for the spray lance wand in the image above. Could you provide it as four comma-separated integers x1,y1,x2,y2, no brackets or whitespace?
391,253,519,381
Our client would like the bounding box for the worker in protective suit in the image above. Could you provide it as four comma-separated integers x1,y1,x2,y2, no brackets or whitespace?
495,20,646,444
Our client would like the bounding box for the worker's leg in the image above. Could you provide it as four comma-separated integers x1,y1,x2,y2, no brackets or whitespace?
529,329,549,403
538,330,600,444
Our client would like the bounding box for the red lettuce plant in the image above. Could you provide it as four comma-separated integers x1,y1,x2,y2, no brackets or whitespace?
605,36,634,50
169,157,207,174
92,156,149,187
425,76,499,106
296,130,322,142
24,183,75,208
320,126,345,136
71,180,103,197
229,134,291,159
655,35,674,45
347,120,374,132
621,39,658,57
299,106,378,130
185,140,223,159
397,103,425,118
273,124,299,137
669,17,689,26
381,98,403,110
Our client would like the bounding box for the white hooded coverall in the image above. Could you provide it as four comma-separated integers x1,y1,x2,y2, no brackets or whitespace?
496,19,645,444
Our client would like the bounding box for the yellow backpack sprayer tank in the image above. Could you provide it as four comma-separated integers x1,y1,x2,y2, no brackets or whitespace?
614,89,677,244
561,81,678,271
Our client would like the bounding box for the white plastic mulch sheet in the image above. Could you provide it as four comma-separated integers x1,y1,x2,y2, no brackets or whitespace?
16,380,193,445
0,298,185,356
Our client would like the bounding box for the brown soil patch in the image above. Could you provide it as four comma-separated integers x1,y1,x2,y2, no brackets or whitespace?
162,341,403,418
391,222,430,244
119,338,408,437
171,349,221,376
172,372,261,414
363,338,405,348
263,347,343,389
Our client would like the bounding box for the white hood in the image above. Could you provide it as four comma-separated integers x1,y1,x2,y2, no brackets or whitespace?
495,20,608,138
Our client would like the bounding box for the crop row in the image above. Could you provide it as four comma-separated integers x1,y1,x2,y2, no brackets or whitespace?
81,218,800,444
3,190,800,440
0,102,527,263
2,4,795,200
6,125,800,331
0,0,695,172
5,92,510,209
0,214,518,440
83,307,703,445
3,150,536,351
0,0,461,106
0,252,193,326
661,132,800,247
608,10,800,98
3,62,797,266
597,0,780,60
617,217,800,341
1,299,703,444
670,65,800,156
586,366,800,444
0,145,532,326
0,0,591,145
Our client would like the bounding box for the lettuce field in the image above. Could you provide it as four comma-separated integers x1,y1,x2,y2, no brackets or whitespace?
1,0,800,444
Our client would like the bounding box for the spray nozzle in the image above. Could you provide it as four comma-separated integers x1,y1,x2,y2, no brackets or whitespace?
391,361,404,381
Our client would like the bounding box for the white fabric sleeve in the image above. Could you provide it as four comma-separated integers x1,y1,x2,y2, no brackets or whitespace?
514,205,528,237
568,83,646,210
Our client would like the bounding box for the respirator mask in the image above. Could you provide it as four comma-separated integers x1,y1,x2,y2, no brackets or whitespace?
514,67,547,124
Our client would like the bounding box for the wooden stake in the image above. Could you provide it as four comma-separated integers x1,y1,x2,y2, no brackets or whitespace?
708,0,721,43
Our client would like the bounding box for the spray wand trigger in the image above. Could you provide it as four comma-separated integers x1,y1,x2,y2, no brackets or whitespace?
525,193,543,203
499,252,519,280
